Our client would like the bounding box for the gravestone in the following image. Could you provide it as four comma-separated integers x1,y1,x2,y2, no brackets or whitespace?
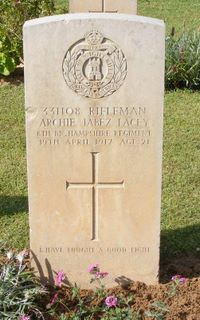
24,11,165,288
69,0,137,14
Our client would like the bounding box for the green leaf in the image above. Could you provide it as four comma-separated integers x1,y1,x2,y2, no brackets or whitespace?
0,54,16,76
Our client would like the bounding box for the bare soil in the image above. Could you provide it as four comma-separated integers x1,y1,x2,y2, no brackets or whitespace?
42,256,200,319
110,278,200,319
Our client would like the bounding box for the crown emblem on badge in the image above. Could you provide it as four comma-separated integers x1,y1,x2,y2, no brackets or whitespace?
62,30,127,99
85,30,104,45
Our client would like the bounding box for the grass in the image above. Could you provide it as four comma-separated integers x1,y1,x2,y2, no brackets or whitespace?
161,90,200,257
0,85,28,249
138,0,200,35
0,84,200,258
55,0,68,13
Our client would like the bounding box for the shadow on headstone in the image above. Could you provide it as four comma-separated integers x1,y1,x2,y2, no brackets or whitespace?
114,276,134,289
31,251,72,286
45,258,54,284
31,250,47,283
45,258,72,287
0,196,28,216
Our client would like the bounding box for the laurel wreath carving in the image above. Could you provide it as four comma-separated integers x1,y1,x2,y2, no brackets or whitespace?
63,47,127,98
63,52,76,84
103,48,127,97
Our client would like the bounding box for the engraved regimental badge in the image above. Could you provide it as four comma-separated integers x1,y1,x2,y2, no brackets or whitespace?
62,30,127,99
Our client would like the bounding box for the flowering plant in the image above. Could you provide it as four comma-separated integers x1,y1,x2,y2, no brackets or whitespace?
20,315,30,320
55,270,65,287
46,271,68,313
89,263,109,283
168,274,187,297
102,294,139,320
89,263,109,299
105,295,118,308
0,250,44,319
96,271,109,279
171,274,186,284
88,263,100,274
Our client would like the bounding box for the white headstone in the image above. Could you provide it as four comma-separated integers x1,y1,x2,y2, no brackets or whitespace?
69,0,137,14
24,13,165,288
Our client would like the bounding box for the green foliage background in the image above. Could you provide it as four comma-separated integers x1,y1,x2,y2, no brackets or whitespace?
0,0,56,75
165,31,200,90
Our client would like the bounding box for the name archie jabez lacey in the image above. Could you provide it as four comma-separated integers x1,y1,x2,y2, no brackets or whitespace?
37,105,150,147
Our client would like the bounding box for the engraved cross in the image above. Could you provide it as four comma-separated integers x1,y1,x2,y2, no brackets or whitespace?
89,0,118,13
66,152,124,241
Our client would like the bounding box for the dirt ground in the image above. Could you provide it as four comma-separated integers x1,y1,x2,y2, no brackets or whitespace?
110,278,200,319
46,278,199,319
42,256,200,319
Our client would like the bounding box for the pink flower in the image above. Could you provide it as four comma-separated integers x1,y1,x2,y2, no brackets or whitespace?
105,295,118,308
55,270,65,287
96,271,109,279
20,316,30,320
88,263,100,274
46,293,59,309
171,275,186,284
50,293,58,305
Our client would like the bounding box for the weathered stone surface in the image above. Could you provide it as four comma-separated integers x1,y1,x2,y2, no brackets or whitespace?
69,0,137,14
24,13,165,288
